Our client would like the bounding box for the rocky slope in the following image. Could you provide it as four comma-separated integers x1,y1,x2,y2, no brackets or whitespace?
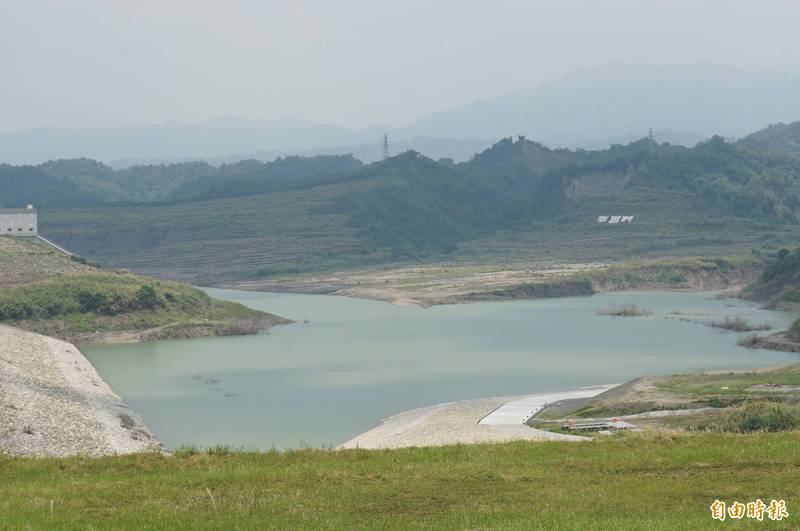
0,236,93,289
0,324,161,456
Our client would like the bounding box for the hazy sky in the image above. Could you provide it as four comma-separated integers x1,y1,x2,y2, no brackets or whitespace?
2,0,800,134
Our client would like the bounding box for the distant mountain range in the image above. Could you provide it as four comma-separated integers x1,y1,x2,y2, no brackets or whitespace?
2,63,799,166
404,63,800,146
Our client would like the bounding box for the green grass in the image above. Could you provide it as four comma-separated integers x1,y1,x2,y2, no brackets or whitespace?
564,402,674,419
39,169,800,286
654,370,800,397
22,133,800,284
0,271,286,340
2,433,799,529
40,177,394,284
543,366,800,421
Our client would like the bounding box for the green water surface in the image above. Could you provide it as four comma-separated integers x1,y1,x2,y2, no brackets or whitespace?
82,289,798,450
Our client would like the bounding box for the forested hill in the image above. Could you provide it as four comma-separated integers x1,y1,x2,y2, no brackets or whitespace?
5,125,800,216
744,247,800,306
1,154,364,207
737,122,800,156
10,121,800,282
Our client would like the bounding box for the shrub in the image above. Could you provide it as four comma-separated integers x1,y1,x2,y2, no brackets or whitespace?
596,302,652,317
70,255,101,268
709,316,771,332
0,273,206,321
655,270,687,284
723,401,800,433
136,284,162,310
77,289,108,313
737,334,761,348
706,396,744,408
788,320,800,342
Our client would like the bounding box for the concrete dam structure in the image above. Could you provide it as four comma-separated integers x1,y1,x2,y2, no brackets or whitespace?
0,204,37,235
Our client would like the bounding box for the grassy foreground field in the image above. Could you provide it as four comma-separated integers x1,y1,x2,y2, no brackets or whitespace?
3,433,799,529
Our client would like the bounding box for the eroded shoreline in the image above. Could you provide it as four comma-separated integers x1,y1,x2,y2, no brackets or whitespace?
224,258,756,308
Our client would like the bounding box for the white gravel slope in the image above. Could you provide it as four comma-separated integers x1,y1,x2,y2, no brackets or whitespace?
338,395,591,450
0,325,162,456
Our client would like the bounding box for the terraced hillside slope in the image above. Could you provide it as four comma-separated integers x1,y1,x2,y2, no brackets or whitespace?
11,122,800,285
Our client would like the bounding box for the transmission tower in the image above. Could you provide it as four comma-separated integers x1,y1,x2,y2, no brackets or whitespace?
382,133,389,161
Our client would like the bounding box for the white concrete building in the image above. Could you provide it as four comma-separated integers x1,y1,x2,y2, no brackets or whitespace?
0,205,38,235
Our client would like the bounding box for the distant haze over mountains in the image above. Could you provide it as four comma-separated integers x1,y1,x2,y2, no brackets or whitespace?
2,63,799,166
405,63,800,147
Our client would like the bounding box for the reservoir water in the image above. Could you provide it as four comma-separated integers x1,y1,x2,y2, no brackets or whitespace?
82,289,799,450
